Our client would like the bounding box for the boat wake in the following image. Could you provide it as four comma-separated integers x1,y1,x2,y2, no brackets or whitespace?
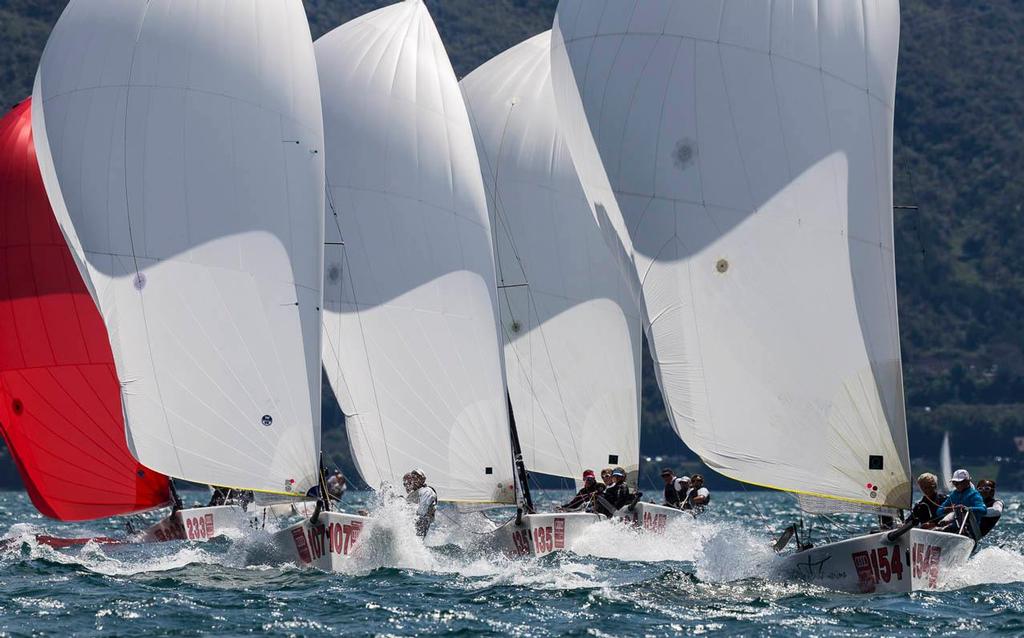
0,526,220,577
7,504,1021,596
942,545,1024,590
568,513,715,563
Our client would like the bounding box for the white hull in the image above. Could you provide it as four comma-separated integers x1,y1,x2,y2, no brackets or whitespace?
275,511,370,571
491,512,601,557
614,502,689,532
142,502,318,542
775,528,975,593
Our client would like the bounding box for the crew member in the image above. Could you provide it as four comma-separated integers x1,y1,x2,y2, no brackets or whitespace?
403,469,437,537
936,469,986,538
207,486,253,508
327,469,348,501
977,479,1003,539
682,474,710,513
911,472,947,529
559,469,604,511
208,486,231,507
600,468,614,488
660,468,688,507
597,467,634,517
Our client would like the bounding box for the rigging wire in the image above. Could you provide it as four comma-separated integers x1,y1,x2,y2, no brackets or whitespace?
475,95,584,476
323,176,395,486
740,481,775,536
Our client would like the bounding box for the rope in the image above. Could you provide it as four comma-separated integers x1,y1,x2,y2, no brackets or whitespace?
739,481,774,535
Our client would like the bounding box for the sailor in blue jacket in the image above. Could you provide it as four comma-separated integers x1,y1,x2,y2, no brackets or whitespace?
936,469,987,538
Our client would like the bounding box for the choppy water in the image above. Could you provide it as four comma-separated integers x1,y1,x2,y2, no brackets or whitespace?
0,489,1022,636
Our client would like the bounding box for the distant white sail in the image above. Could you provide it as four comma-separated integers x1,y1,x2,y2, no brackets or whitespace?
317,0,515,504
32,0,325,495
461,32,642,482
551,0,910,512
940,432,952,489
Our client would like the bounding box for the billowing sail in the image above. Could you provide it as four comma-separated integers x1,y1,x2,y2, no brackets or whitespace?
317,0,515,504
0,99,170,520
32,0,325,495
461,32,642,482
551,0,910,511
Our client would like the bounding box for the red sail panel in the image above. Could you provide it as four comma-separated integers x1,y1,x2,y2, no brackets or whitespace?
0,99,171,520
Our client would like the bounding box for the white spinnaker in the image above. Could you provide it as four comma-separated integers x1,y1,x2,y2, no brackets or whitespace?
32,0,324,495
317,0,515,504
461,32,642,482
551,0,911,511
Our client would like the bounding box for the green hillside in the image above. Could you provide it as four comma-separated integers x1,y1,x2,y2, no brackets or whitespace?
1,0,1022,488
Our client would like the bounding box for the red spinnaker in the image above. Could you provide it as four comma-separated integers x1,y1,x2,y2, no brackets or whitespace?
0,99,171,520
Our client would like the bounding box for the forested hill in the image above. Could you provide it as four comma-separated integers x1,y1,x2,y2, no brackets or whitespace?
1,1,1022,487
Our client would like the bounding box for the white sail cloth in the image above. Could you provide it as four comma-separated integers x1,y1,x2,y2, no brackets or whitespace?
461,32,642,482
316,0,515,504
551,0,911,512
32,0,325,495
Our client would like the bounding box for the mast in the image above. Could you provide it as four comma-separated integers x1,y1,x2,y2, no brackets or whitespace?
507,393,534,514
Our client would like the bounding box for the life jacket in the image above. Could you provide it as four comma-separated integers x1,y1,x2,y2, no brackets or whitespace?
684,486,709,511
664,483,681,505
979,498,1003,538
598,482,631,516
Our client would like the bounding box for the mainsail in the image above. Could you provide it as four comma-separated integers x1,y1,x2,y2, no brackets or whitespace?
551,0,911,512
0,99,170,520
316,0,515,504
461,32,642,482
32,0,325,495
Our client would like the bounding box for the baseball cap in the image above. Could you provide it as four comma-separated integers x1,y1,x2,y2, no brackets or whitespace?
582,469,596,480
611,467,626,478
679,475,690,482
951,469,971,483
660,468,673,476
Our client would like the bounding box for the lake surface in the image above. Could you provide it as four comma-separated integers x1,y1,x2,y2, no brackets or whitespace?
0,488,1021,636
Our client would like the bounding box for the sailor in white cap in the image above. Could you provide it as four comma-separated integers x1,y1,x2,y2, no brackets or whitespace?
403,468,437,537
935,469,986,538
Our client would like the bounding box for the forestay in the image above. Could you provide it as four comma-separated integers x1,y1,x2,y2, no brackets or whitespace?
317,0,515,504
32,0,325,495
461,32,642,483
551,0,910,513
0,99,171,520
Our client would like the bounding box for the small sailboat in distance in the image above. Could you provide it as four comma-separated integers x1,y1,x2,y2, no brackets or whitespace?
550,0,973,592
32,0,327,541
940,432,953,490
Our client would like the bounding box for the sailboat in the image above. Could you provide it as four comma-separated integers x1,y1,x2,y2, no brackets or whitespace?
940,432,952,490
276,0,522,570
549,0,973,592
461,31,684,545
0,98,172,535
31,0,327,543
